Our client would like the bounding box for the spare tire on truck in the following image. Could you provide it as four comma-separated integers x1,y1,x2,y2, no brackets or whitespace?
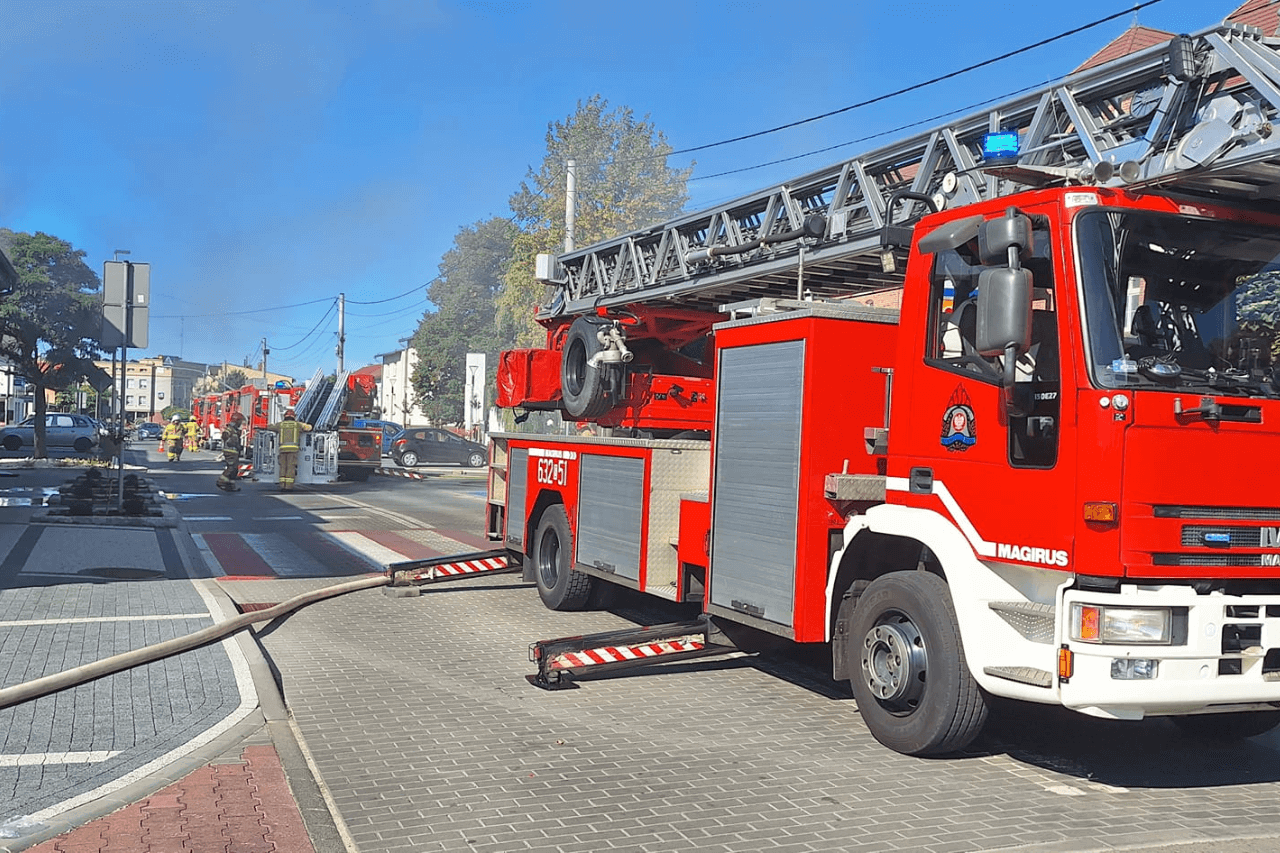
561,316,621,419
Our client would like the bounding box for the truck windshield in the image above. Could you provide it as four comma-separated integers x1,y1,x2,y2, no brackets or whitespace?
1077,208,1280,397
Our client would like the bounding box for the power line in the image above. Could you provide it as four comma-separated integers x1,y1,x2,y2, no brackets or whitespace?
688,80,1050,184
346,283,428,305
665,0,1165,158
153,296,333,320
271,300,338,352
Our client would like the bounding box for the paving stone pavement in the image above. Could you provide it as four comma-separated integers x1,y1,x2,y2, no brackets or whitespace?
228,572,1280,853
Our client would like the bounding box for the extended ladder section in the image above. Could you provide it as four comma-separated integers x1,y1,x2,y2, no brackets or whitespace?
537,22,1280,317
292,368,328,426
313,370,351,432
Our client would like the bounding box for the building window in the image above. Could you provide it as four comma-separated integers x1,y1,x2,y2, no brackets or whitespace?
126,395,135,405
139,379,148,389
127,378,136,389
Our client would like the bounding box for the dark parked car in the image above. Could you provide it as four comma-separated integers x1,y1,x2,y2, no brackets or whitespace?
391,428,487,468
0,413,101,453
134,421,163,441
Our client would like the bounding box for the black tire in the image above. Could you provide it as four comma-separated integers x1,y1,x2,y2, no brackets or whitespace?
1171,711,1280,740
2,435,20,451
561,316,620,419
73,437,92,453
847,571,988,755
399,451,419,468
466,450,486,468
532,505,595,611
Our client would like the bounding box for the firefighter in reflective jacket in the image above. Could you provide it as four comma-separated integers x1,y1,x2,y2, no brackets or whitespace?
184,417,200,453
216,412,246,492
162,415,185,462
263,408,312,491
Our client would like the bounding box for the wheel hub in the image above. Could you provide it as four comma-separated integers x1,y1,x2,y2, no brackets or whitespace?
860,619,927,709
537,531,560,588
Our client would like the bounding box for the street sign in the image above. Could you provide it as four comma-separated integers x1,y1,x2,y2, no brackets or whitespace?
102,261,150,348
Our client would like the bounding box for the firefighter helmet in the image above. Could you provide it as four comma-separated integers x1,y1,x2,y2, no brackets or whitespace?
285,408,296,418
172,415,182,423
230,412,245,423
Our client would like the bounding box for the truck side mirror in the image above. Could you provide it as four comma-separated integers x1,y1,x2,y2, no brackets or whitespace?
975,207,1035,414
975,267,1032,359
977,209,1034,265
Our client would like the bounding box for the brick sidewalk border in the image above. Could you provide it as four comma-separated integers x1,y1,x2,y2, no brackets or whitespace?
25,745,314,853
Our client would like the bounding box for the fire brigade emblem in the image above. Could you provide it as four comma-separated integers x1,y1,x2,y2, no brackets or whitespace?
940,386,976,451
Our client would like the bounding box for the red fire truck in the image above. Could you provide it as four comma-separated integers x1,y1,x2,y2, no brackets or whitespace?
248,370,381,483
479,26,1280,755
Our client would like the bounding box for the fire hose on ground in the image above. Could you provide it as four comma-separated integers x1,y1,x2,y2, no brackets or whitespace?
0,575,391,711
0,549,512,710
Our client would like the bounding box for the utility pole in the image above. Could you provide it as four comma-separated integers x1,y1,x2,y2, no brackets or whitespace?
262,337,269,384
564,158,577,252
336,293,345,374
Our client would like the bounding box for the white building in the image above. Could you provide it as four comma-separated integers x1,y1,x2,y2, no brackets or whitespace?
376,346,425,427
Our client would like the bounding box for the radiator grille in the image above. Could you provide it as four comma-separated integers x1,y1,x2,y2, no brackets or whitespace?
1156,506,1280,521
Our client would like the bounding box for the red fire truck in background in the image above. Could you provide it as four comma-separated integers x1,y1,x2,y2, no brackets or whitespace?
234,370,382,483
483,25,1280,755
192,383,301,450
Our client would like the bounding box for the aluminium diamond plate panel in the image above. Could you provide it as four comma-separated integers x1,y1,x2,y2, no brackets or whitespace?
645,446,711,600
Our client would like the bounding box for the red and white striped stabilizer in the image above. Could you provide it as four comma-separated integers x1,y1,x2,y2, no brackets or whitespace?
404,553,509,583
238,462,254,477
548,634,706,671
374,467,426,480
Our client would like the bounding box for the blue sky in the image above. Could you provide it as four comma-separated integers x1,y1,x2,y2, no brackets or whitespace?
0,0,1238,380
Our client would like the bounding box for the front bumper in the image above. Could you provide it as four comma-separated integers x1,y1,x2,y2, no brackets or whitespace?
1059,584,1280,720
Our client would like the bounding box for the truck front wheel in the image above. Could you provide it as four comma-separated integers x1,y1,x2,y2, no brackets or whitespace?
847,571,988,756
533,505,595,611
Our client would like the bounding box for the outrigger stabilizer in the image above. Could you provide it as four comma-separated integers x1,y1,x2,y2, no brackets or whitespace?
527,614,739,690
385,548,515,592
382,551,740,688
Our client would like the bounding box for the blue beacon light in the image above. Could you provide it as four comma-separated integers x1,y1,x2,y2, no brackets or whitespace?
982,131,1021,164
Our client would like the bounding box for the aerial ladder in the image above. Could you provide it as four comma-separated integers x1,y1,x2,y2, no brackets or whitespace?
532,23,1280,320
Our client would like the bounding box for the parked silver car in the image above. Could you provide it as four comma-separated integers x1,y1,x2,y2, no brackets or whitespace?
0,413,101,453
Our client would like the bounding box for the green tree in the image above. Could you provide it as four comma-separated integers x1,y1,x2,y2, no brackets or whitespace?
0,230,103,457
223,369,248,391
497,95,693,346
412,218,517,424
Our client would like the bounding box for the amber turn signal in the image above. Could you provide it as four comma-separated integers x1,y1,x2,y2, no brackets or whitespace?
1058,645,1074,680
1083,502,1118,524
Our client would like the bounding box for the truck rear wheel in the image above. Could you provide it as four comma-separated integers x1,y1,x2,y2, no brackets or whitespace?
561,317,619,419
1171,711,1280,740
847,571,987,755
533,505,595,611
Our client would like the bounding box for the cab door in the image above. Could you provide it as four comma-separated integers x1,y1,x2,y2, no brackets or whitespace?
895,207,1077,570
421,429,450,464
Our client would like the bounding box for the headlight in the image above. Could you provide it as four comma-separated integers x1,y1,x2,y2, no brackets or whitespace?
1070,603,1172,644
